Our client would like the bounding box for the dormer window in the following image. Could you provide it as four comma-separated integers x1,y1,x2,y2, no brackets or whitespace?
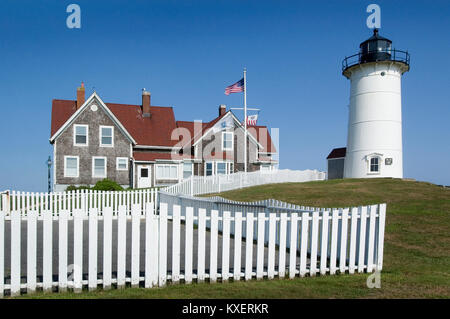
100,126,114,147
222,132,233,151
74,124,88,146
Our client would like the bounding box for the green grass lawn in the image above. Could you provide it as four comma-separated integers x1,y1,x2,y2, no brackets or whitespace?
14,178,450,299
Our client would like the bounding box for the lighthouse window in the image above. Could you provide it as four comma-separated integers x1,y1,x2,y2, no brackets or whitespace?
370,157,380,173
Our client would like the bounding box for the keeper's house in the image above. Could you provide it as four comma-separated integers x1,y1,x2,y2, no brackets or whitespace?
50,83,277,191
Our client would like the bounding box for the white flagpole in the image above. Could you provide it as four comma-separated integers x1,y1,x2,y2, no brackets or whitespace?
243,68,247,173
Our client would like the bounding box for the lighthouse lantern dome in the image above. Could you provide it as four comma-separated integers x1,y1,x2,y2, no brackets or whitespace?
359,28,393,63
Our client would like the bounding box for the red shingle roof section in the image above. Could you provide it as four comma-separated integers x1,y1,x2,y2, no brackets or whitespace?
51,100,77,136
107,103,178,146
50,98,277,152
133,151,192,162
51,100,178,146
327,147,346,159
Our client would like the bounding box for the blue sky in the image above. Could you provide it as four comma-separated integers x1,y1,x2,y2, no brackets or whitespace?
0,0,449,191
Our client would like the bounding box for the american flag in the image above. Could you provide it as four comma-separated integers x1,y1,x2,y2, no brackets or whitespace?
246,114,258,126
224,78,245,95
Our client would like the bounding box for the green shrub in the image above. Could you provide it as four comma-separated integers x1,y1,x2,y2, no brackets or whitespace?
93,179,123,191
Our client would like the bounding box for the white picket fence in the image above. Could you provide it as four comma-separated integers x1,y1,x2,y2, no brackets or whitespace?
0,189,158,217
164,169,326,196
160,192,386,263
0,189,386,297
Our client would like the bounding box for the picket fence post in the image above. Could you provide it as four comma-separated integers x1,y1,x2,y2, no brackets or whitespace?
145,202,159,288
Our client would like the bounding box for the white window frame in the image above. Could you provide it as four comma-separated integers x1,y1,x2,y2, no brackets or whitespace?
116,157,128,171
222,131,234,151
155,164,179,180
366,154,382,175
73,124,88,147
92,156,107,178
205,161,214,176
216,161,227,175
182,162,193,179
64,156,79,178
100,125,114,147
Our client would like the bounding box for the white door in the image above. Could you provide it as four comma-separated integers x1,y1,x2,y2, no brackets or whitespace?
137,166,152,188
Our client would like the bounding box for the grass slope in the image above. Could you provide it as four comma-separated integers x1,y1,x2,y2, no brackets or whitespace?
16,178,450,299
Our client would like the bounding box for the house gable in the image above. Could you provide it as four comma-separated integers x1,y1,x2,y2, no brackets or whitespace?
191,111,262,149
50,92,136,145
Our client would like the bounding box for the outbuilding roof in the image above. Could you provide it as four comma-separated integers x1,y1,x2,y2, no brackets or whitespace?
327,147,346,159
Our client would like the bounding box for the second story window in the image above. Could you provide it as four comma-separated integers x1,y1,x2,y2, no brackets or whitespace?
222,132,233,151
74,124,88,146
100,126,114,147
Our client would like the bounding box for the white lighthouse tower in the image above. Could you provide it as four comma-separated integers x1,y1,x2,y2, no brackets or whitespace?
342,29,410,179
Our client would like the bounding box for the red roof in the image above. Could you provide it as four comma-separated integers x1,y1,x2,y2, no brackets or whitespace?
327,147,346,159
133,151,192,162
51,99,178,147
51,100,77,137
51,98,277,153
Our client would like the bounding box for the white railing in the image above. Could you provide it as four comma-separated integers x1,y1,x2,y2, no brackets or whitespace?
0,190,385,297
163,169,326,196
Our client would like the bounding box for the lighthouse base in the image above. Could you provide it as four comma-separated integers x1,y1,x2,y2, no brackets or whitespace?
343,149,403,179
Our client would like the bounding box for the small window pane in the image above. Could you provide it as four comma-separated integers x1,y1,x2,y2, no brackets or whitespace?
76,135,86,144
117,158,127,170
156,166,163,177
66,158,78,177
141,168,148,178
94,158,106,176
223,132,233,150
370,157,379,172
75,126,87,145
170,166,177,178
217,162,226,174
101,127,113,146
206,163,213,176
102,136,112,145
183,163,192,179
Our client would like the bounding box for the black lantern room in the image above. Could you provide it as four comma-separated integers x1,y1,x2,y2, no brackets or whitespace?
359,29,392,63
342,29,410,74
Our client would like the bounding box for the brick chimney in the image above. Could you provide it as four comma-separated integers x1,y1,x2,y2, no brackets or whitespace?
219,104,226,116
142,89,151,117
76,82,85,109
